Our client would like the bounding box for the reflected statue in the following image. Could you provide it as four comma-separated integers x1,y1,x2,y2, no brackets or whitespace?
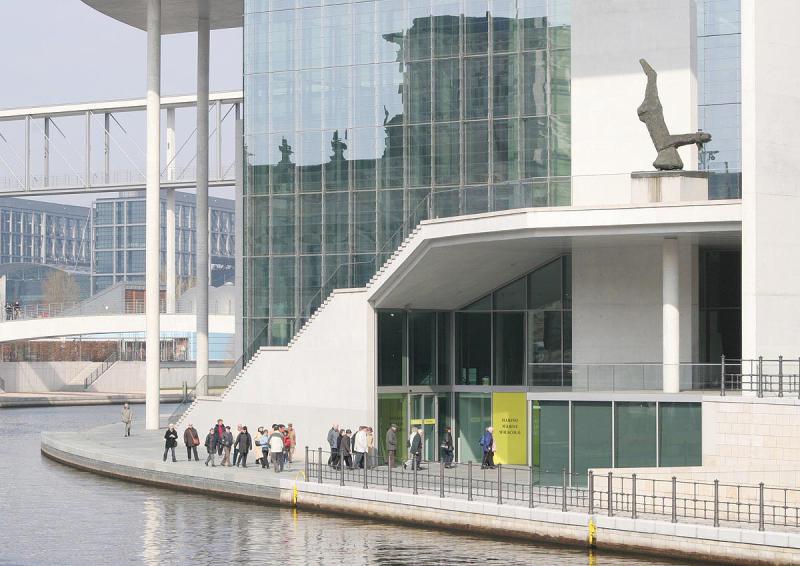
637,59,711,170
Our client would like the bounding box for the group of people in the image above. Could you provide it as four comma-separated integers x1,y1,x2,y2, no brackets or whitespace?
325,425,376,469
4,301,21,320
161,419,296,473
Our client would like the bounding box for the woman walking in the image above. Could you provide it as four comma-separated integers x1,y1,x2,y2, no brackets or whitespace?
163,424,178,462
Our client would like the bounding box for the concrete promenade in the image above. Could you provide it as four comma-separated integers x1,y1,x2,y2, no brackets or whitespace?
41,422,800,565
1,391,184,408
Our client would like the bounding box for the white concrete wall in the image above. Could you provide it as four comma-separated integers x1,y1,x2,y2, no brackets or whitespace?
88,362,231,393
741,0,800,359
572,241,696,376
184,289,374,450
571,0,698,206
0,361,97,392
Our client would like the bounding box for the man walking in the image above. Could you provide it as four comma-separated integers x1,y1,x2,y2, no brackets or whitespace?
385,423,398,468
287,423,296,463
268,426,284,473
235,426,252,468
204,427,217,467
441,426,454,468
232,424,243,465
221,426,233,466
340,429,353,469
406,427,423,470
327,424,339,468
183,423,200,461
214,419,226,456
480,426,495,469
121,403,133,437
352,426,368,470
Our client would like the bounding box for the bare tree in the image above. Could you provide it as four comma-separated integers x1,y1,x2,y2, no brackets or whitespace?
42,270,80,306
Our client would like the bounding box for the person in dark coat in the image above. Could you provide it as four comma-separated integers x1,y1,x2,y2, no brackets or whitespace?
385,424,398,468
163,424,178,462
441,426,454,468
204,427,217,467
214,419,226,456
234,426,253,468
184,424,200,461
408,428,423,470
340,429,353,469
327,424,339,468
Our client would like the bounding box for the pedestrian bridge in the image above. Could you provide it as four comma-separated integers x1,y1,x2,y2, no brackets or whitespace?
0,313,234,343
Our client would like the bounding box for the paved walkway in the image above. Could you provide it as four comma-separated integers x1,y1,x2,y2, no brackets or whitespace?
0,391,184,408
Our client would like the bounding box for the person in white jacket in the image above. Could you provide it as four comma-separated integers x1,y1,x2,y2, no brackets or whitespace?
352,426,369,470
268,426,285,473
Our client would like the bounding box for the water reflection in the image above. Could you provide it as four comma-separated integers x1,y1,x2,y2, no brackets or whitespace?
2,406,695,565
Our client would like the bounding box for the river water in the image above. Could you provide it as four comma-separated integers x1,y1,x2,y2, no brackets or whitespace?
0,405,697,566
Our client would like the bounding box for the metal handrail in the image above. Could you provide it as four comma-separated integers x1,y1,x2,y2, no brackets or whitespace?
83,351,118,389
304,448,800,533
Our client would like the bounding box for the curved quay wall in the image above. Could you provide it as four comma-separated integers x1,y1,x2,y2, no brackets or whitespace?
40,431,800,565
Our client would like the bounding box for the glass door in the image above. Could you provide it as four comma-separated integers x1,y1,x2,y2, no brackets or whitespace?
410,394,438,462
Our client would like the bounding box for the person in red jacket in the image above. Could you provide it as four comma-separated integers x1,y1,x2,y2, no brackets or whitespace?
281,425,291,471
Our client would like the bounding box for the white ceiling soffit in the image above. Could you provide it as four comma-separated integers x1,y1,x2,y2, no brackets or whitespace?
81,0,243,34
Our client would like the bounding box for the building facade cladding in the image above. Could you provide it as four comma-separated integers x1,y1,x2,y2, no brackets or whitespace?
243,0,572,348
91,193,235,294
0,197,90,271
697,0,741,198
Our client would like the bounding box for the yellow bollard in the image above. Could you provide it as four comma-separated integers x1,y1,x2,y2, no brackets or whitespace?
588,518,597,548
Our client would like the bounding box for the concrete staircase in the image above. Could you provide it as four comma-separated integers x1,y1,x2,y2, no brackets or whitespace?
59,362,104,392
178,224,427,424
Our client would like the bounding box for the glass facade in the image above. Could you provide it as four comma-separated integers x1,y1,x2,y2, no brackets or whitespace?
91,194,235,295
697,0,741,198
244,0,572,348
377,255,571,387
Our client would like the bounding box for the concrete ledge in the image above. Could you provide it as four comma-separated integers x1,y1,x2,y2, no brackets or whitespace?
40,428,800,566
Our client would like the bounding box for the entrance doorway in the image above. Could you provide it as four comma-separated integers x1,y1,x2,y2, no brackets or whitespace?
410,394,438,462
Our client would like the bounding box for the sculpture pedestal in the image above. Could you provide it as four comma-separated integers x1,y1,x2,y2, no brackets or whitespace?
630,171,709,204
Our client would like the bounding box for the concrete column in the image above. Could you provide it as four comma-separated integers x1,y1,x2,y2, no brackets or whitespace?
145,0,162,430
234,114,243,359
165,108,176,314
663,237,680,393
195,8,210,395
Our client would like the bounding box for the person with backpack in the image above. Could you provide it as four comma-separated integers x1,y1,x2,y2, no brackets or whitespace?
480,426,495,469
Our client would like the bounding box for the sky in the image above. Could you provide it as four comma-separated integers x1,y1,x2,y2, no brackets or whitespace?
0,0,243,205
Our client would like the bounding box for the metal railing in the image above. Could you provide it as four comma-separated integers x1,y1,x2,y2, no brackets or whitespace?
0,376,5,391
83,350,118,389
721,356,800,398
304,448,800,533
0,298,232,321
526,362,726,391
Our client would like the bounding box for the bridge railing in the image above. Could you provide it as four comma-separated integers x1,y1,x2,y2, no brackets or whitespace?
0,298,234,321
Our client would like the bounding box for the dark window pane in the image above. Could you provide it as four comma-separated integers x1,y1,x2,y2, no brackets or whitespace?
529,258,562,309
457,312,491,385
463,1,488,54
522,51,548,117
493,54,519,118
299,194,321,254
323,192,349,254
410,312,435,385
522,117,548,178
437,312,451,385
616,402,657,468
271,256,295,317
408,125,432,187
378,311,405,386
532,400,569,485
463,185,489,214
572,402,612,481
354,191,376,253
434,59,460,121
435,123,461,185
494,312,524,385
464,121,488,184
660,403,702,466
495,276,526,310
408,62,432,123
271,195,295,254
464,57,489,119
493,119,520,183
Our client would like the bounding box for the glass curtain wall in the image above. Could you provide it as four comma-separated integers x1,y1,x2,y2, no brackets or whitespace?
243,0,572,348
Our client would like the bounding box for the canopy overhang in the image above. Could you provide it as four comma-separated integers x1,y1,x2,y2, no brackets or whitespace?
81,0,243,34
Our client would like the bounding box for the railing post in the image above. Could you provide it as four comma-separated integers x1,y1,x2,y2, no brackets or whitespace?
387,458,393,492
317,447,322,484
671,476,678,523
562,468,568,512
529,464,535,509
632,473,637,519
607,472,613,516
759,482,765,531
340,450,345,487
588,471,594,514
497,464,503,505
779,355,784,397
413,458,418,495
713,479,719,527
758,356,763,397
440,460,445,498
363,458,368,489
468,461,473,502
720,354,726,396
304,446,309,481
